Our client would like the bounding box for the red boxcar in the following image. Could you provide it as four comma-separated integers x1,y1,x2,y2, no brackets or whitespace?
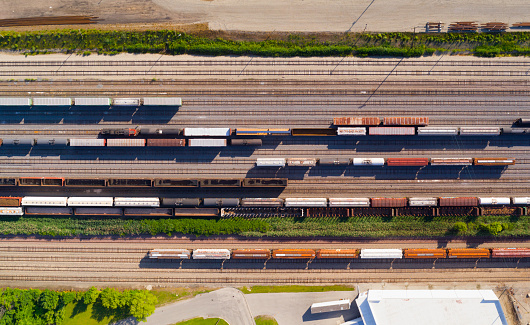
232,249,271,259
371,198,407,208
386,158,429,166
333,117,381,126
439,197,478,207
146,139,186,147
491,248,530,258
383,117,429,126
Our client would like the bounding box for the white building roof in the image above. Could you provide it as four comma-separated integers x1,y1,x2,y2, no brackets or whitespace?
356,290,507,325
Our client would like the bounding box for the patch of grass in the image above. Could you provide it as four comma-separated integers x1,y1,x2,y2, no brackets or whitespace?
62,301,128,325
172,318,229,325
255,315,279,325
151,287,216,307
240,285,355,294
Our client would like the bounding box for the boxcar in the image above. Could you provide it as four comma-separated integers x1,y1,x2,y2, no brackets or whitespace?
417,127,459,136
317,249,359,259
430,158,473,166
386,158,429,166
203,198,240,207
124,208,173,216
140,128,182,135
408,197,438,206
473,158,515,166
284,198,327,207
459,127,501,136
478,197,511,205
200,179,242,187
142,97,182,106
0,207,23,216
447,248,490,258
113,197,160,207
240,198,284,207
74,97,111,106
235,128,269,136
328,198,370,207
267,129,291,135
369,127,415,136
256,158,286,167
21,196,68,206
403,249,446,258
69,139,106,147
161,198,201,207
383,117,429,126
112,98,140,106
106,139,145,147
512,197,530,205
272,249,316,259
439,197,478,206
25,207,73,215
146,139,186,147
232,249,271,259
291,128,337,136
243,178,288,187
108,179,152,187
337,127,366,136
148,249,190,259
333,117,380,126
360,249,402,259
173,208,218,217
230,139,263,146
286,158,318,167
0,197,22,207
0,97,32,106
371,198,407,208
319,158,350,166
188,139,227,147
33,97,72,106
352,158,385,166
154,179,198,187
192,249,231,260
183,128,231,137
74,208,123,216
491,248,530,258
67,197,114,207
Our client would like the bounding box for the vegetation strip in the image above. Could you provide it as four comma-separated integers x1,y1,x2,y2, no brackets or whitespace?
240,285,354,294
1,30,529,57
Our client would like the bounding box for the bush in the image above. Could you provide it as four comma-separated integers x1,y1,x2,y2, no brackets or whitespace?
452,222,468,234
478,222,504,236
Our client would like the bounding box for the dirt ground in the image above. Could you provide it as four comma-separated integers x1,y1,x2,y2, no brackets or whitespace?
1,0,530,33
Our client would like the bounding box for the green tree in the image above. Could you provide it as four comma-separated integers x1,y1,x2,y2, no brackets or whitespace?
452,222,468,234
83,287,101,305
40,289,59,311
128,291,158,321
100,288,124,309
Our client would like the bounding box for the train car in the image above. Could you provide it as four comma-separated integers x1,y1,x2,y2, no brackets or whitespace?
369,127,415,136
183,128,231,137
148,249,190,259
106,139,145,147
231,249,271,259
113,197,160,207
65,178,106,187
360,249,402,259
108,179,152,187
319,158,350,166
21,196,68,206
403,249,446,258
240,198,284,207
447,248,490,258
417,127,459,136
146,139,186,147
352,158,385,166
112,98,140,106
74,97,112,106
267,129,291,135
291,128,337,136
272,249,316,259
154,179,198,187
337,127,366,136
371,198,407,208
256,158,286,167
35,138,68,146
69,139,106,147
478,197,511,205
2,139,34,146
408,197,438,206
473,158,515,166
502,127,530,134
439,197,478,206
74,208,123,216
333,117,381,126
512,197,530,205
430,158,473,166
0,207,24,216
100,128,138,136
188,139,227,147
67,197,114,207
140,128,181,135
284,198,328,207
516,118,530,125
142,97,182,106
243,178,288,187
491,248,530,258
230,139,263,146
161,198,201,207
328,198,370,207
200,179,242,187
203,198,240,207
459,127,501,136
0,97,32,106
383,117,429,126
235,129,269,136
0,197,22,207
25,207,73,215
317,249,359,259
0,178,16,186
173,208,219,217
124,208,173,217
386,158,429,166
192,249,231,260
32,97,72,106
18,177,42,186
286,158,318,167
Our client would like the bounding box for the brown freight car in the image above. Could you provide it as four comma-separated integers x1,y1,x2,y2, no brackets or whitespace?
439,197,478,206
371,197,407,208
383,117,429,126
491,248,530,258
333,117,381,126
272,249,316,259
447,248,490,258
0,197,22,207
386,158,429,166
317,249,359,259
146,139,186,147
232,249,271,259
403,249,447,258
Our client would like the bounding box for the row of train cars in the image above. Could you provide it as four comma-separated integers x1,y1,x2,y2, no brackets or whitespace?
1,196,530,217
148,248,530,260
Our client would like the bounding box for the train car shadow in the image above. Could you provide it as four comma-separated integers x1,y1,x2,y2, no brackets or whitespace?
131,106,179,124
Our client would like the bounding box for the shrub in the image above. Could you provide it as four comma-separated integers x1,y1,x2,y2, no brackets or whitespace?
452,222,468,234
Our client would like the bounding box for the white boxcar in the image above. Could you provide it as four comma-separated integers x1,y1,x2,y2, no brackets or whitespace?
284,198,328,207
74,97,111,106
21,197,68,206
459,127,501,136
512,197,530,205
112,98,140,106
328,198,370,207
430,158,473,166
0,207,24,216
0,97,32,106
360,249,402,259
114,197,160,207
353,158,385,166
409,197,438,206
143,97,182,106
67,197,114,207
106,139,145,147
183,128,231,137
311,299,351,314
337,127,366,136
149,249,190,259
69,139,106,147
32,97,71,106
188,139,227,147
478,197,511,205
286,158,317,167
256,158,286,167
192,249,231,260
417,127,459,136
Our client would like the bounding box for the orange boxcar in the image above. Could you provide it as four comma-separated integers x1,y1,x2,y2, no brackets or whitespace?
404,249,447,258
447,248,490,258
383,117,429,126
0,197,22,207
272,249,316,259
333,117,381,126
317,249,359,259
386,158,429,166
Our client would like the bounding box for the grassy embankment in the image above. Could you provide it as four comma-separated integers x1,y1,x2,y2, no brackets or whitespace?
172,318,229,325
0,215,527,238
254,315,279,325
0,29,529,57
240,285,354,294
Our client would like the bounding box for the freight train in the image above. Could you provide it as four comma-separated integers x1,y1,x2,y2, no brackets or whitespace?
0,97,182,107
148,247,530,260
